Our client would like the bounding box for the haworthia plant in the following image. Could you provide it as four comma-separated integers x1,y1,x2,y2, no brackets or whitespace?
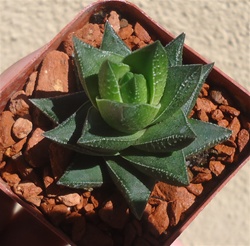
31,22,231,219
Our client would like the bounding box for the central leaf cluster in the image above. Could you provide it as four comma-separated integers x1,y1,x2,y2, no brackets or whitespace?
84,38,168,134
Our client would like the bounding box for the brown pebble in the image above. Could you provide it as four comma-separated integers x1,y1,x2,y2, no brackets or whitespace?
40,202,55,214
43,166,54,188
147,201,169,237
118,24,134,40
25,71,37,96
35,50,70,98
219,105,240,117
13,182,43,206
237,129,249,152
199,83,209,97
168,200,183,226
228,117,241,141
12,117,33,139
211,109,224,121
4,137,27,157
0,111,16,150
195,98,217,113
64,23,103,55
24,127,51,167
58,193,82,207
138,40,147,48
218,119,229,128
214,144,235,156
197,109,209,122
134,22,151,43
80,23,103,46
75,195,88,210
9,90,30,116
148,197,162,206
152,183,195,214
84,203,95,212
82,191,91,198
47,204,70,226
209,160,225,176
90,195,99,208
2,172,21,186
186,183,204,196
210,90,229,105
191,166,213,183
123,35,138,50
108,11,120,33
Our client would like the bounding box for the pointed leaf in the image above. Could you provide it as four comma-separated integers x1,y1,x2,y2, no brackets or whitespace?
73,37,123,78
165,33,185,66
73,37,123,106
58,153,110,189
101,22,131,56
30,92,87,124
77,107,145,154
120,73,148,104
183,119,232,156
121,149,189,186
134,109,196,152
182,63,214,116
98,60,129,102
154,64,202,123
105,156,155,219
123,41,168,105
43,102,105,155
96,98,160,133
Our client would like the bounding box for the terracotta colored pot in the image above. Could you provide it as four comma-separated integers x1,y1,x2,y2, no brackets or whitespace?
0,0,249,245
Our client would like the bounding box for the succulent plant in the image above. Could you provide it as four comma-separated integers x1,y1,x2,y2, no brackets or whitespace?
31,22,231,219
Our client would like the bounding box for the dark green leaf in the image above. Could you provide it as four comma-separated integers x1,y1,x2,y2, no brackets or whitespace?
183,119,232,156
154,64,202,123
73,37,123,78
101,22,131,56
83,74,99,108
43,102,104,155
77,106,145,154
165,33,185,66
182,63,214,116
123,41,168,105
96,98,160,133
30,92,87,124
105,156,155,219
58,153,110,189
121,149,189,186
134,109,196,152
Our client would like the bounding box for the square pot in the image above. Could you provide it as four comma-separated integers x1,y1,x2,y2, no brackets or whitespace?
0,1,249,245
